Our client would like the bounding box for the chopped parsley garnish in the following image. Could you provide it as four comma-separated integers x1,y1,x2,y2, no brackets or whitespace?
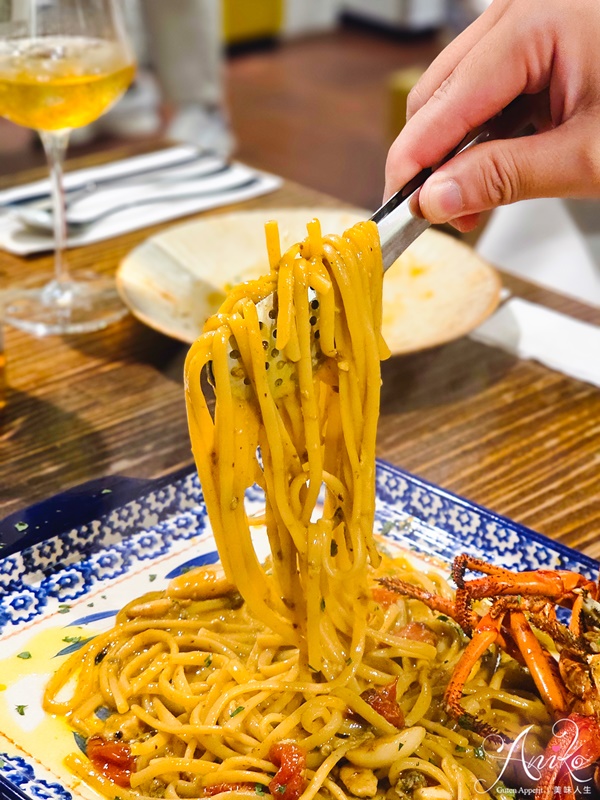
95,648,108,665
63,635,82,644
437,615,449,622
57,604,71,614
255,785,265,796
474,746,486,760
149,574,157,582
15,705,27,716
17,652,31,660
455,745,468,753
276,786,287,794
320,598,326,612
330,540,338,557
230,706,244,718
14,522,28,533
457,714,474,731
204,654,213,667
100,489,112,495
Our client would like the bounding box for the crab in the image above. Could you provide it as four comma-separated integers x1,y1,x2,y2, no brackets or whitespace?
378,555,600,799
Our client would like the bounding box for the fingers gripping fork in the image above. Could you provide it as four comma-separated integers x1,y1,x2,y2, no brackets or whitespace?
215,94,546,405
372,91,548,270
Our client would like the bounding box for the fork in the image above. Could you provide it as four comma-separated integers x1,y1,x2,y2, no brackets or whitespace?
18,176,262,235
232,92,545,386
15,159,231,233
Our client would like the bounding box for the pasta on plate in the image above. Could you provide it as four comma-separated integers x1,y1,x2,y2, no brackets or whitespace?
44,220,552,800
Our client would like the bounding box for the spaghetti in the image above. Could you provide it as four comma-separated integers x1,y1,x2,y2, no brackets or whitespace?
43,220,552,800
184,218,388,678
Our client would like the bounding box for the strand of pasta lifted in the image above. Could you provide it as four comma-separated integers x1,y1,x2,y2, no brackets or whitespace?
185,218,388,679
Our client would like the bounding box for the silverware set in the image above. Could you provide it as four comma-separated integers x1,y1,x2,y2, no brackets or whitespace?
1,151,258,235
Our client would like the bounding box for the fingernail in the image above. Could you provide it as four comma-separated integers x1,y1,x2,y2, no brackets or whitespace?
424,178,464,221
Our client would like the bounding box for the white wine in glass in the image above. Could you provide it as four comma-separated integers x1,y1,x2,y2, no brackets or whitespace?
0,0,136,336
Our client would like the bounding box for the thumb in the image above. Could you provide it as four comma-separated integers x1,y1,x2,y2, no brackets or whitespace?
417,123,599,224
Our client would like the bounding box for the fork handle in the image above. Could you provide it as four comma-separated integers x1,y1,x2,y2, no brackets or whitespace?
372,91,548,270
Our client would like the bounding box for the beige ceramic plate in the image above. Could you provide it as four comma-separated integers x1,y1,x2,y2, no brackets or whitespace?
117,208,501,354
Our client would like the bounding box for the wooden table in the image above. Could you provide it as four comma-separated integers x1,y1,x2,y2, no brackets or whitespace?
1,151,599,560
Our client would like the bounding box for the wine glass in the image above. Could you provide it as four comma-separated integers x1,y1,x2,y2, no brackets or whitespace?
0,0,136,336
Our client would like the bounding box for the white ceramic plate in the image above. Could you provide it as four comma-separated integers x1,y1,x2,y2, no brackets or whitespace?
117,209,502,354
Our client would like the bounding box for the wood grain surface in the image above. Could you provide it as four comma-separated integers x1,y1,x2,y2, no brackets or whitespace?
1,154,599,562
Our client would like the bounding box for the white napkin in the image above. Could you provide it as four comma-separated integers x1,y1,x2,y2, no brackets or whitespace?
477,198,600,308
0,146,282,255
470,297,600,387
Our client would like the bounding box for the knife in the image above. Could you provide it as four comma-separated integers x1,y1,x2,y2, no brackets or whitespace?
372,92,546,269
0,145,211,207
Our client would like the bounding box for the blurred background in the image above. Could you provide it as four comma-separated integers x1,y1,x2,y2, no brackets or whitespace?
1,0,597,306
0,0,484,211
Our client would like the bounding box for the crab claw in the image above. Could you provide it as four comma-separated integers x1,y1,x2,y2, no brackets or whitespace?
537,713,600,800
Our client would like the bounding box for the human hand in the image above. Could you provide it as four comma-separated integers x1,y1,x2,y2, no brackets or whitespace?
384,0,600,232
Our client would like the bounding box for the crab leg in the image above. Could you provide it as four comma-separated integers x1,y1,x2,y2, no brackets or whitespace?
570,594,584,636
452,554,513,587
467,572,591,602
453,555,596,604
527,611,587,656
444,607,570,737
443,611,508,739
454,587,479,634
376,577,456,619
508,611,569,717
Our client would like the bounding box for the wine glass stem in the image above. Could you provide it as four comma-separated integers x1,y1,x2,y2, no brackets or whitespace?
40,129,71,290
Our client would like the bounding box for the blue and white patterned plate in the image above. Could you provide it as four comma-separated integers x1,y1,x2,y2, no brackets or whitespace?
0,460,597,800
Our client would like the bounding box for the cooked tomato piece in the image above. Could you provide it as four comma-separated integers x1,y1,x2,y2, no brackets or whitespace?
269,742,307,800
372,587,401,607
397,622,437,647
86,734,134,788
361,678,404,728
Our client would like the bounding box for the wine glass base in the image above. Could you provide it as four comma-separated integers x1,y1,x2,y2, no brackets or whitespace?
4,276,128,336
